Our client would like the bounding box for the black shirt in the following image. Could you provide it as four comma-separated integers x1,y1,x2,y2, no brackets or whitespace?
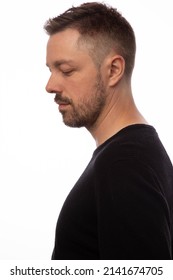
52,124,173,259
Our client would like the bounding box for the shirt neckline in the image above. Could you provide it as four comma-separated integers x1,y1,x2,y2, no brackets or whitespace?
93,124,155,156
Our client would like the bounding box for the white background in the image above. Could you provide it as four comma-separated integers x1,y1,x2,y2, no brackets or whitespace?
0,0,173,259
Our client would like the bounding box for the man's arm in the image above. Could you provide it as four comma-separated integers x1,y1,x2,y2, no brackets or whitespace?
95,159,171,259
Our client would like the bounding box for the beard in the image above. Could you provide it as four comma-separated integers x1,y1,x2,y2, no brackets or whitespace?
54,73,106,129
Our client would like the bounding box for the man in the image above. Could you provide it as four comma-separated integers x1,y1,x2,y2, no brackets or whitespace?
44,2,173,259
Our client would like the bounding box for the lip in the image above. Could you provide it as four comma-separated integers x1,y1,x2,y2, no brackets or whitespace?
59,103,69,108
58,103,71,112
54,96,71,111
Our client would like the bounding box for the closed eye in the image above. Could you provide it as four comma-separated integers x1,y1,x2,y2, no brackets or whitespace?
61,69,74,76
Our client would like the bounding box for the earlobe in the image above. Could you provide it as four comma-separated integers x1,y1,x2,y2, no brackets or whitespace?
109,55,125,86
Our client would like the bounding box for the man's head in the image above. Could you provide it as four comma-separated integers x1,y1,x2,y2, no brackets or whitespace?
44,2,136,129
44,2,136,77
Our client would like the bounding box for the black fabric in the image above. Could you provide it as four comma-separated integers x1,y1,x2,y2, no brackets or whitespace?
52,124,173,259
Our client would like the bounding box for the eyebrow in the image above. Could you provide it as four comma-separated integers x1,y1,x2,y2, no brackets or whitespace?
46,59,75,68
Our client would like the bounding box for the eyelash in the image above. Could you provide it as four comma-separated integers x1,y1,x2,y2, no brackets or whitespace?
61,70,74,76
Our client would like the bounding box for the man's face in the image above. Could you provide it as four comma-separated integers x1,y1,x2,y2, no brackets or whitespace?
46,29,106,128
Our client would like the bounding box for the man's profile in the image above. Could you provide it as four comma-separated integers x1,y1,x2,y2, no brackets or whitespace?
44,2,173,259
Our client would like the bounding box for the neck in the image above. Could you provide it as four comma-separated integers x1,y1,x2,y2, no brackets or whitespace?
87,86,148,147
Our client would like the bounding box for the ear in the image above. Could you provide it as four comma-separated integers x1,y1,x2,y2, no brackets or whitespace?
108,55,125,86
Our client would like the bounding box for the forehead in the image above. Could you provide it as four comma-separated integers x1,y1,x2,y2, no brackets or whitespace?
47,28,80,49
46,29,88,66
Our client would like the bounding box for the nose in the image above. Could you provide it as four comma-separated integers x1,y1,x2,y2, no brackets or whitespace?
45,74,62,94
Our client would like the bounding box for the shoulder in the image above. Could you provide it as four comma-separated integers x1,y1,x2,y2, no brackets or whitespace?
93,124,170,172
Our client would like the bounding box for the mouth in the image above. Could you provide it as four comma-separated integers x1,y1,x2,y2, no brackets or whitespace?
58,103,70,111
54,96,71,111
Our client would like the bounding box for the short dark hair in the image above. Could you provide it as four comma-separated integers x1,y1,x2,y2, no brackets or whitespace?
44,2,136,77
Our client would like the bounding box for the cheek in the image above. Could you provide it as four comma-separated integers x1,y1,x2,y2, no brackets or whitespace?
65,68,98,100
67,79,94,99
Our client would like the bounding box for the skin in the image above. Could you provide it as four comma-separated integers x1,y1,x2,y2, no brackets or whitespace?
46,28,147,146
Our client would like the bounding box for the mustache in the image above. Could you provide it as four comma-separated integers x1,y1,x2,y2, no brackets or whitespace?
54,94,72,105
